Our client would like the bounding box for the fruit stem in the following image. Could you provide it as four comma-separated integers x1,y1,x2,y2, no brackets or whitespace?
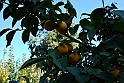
63,33,94,51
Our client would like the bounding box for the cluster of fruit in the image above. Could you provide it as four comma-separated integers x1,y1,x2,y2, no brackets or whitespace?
43,20,79,64
57,43,79,64
43,20,70,34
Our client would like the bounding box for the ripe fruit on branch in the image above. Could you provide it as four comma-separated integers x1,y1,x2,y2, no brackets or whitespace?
111,69,120,77
43,20,56,31
65,43,73,53
65,21,71,28
57,44,68,55
56,21,68,34
69,53,79,64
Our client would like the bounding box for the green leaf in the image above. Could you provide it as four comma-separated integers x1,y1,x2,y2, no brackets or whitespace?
118,58,124,62
0,3,3,12
102,55,115,69
64,0,77,17
120,79,124,83
49,50,67,71
55,1,64,6
54,57,67,71
30,0,40,4
43,0,52,8
9,0,18,4
90,54,99,66
111,3,118,9
112,10,124,19
79,32,87,42
88,69,102,75
68,24,79,35
91,8,104,29
31,16,39,27
81,13,90,16
119,72,124,83
64,0,73,9
22,29,30,44
52,6,61,14
0,28,12,37
21,17,26,28
21,17,29,28
105,34,124,52
36,60,45,69
67,67,90,83
73,24,79,33
88,28,98,41
53,59,66,72
69,8,77,17
92,42,106,56
20,56,46,70
99,52,111,56
98,71,115,82
57,13,70,21
31,27,38,37
48,49,60,60
3,6,11,20
12,18,17,28
11,8,25,20
33,4,43,12
67,67,81,77
79,35,86,42
69,28,74,35
21,15,39,29
54,73,68,83
39,69,55,83
38,8,46,16
6,29,17,47
59,73,76,83
80,18,91,30
90,80,99,83
111,22,124,32
48,49,67,71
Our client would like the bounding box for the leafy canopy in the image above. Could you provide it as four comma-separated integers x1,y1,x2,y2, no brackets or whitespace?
0,0,124,83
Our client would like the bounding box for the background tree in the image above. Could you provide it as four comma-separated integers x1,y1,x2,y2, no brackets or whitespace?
0,46,41,83
1,0,124,83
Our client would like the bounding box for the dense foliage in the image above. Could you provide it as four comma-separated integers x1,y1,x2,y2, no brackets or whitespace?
1,0,124,83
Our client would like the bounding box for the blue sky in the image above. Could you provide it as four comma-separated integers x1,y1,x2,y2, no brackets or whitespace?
0,0,124,60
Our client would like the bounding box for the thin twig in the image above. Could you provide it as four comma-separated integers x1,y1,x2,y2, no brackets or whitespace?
102,0,105,7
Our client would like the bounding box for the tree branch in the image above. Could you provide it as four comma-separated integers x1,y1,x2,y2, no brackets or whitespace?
63,33,94,51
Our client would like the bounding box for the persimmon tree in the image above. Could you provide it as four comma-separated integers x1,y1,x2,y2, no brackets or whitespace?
1,0,124,83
